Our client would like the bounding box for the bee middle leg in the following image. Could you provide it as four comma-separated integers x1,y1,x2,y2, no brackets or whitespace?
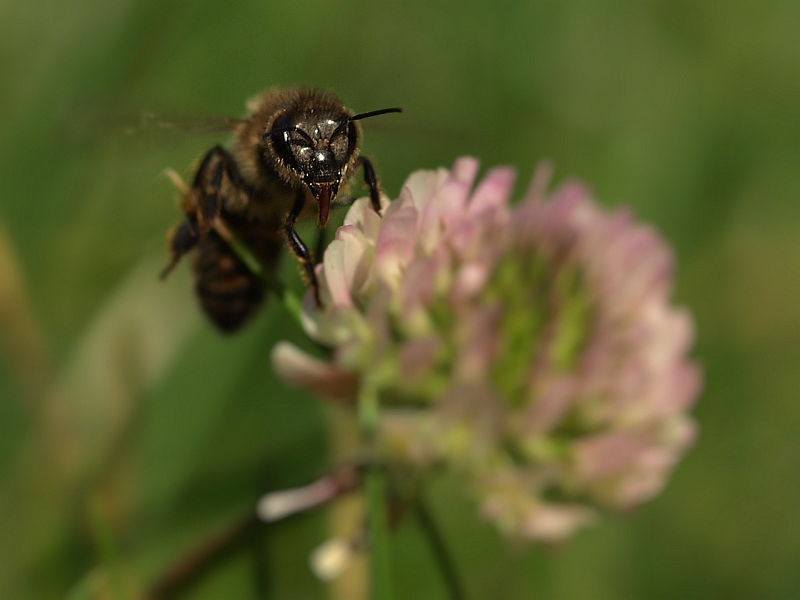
285,189,321,306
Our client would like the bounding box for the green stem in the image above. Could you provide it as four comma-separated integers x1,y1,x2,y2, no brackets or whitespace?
415,498,466,600
216,223,263,277
88,494,128,600
358,383,393,600
366,468,393,600
144,514,258,600
279,287,304,329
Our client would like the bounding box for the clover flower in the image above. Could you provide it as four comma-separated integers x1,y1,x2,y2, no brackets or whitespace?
273,157,702,542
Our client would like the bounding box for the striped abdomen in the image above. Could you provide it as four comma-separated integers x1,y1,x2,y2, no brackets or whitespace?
191,214,284,332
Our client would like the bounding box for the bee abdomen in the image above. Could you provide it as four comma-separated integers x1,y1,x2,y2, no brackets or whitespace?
193,230,265,332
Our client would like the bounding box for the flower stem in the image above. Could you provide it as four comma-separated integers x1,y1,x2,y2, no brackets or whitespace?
88,494,128,600
358,383,393,600
415,498,467,600
366,469,393,600
145,514,257,600
280,287,304,329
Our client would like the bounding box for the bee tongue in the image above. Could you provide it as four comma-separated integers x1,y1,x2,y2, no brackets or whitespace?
317,186,332,228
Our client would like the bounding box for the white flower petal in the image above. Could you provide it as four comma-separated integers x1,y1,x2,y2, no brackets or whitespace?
270,341,358,402
344,196,386,241
403,167,450,214
374,191,419,288
416,158,479,254
521,504,597,542
321,239,353,308
335,225,373,300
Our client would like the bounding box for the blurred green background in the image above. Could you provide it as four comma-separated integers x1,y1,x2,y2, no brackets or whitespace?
1,0,799,598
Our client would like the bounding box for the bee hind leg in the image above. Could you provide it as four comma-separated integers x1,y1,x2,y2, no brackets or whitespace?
161,216,200,279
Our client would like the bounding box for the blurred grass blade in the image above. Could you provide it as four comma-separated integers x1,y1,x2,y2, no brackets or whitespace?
0,254,200,597
40,254,201,485
0,221,52,404
64,569,106,600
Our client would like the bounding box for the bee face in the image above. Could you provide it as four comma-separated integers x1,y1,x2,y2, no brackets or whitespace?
265,106,359,226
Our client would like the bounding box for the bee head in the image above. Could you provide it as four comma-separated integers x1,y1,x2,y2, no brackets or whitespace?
264,108,355,227
263,104,401,227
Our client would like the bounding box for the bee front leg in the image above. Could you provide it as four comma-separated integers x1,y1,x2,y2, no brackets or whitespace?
357,156,382,216
314,227,327,266
285,189,322,307
161,215,200,279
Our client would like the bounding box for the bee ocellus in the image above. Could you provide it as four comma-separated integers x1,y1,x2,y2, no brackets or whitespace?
160,88,401,332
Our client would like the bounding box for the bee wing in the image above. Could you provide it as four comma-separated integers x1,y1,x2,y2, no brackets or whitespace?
63,110,245,150
123,112,244,136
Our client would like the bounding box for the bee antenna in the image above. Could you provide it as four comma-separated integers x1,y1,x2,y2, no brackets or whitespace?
349,107,403,122
331,107,402,138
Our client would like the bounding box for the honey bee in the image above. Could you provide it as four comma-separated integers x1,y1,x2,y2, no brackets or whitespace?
160,88,401,332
